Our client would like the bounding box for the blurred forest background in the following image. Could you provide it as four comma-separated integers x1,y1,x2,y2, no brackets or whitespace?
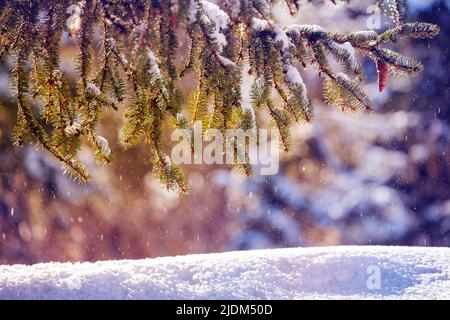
1,0,449,264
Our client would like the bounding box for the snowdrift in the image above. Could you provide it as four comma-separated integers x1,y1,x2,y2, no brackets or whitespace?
1,246,449,299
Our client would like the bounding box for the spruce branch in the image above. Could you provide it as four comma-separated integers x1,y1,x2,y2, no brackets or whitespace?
0,0,439,193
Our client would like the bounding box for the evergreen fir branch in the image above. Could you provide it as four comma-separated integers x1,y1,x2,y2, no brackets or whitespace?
106,63,127,103
119,91,150,146
42,1,68,72
158,0,178,81
329,30,379,45
238,109,255,177
266,99,292,152
171,113,195,152
189,0,237,73
77,0,95,91
152,151,189,193
0,0,439,192
229,107,255,177
381,23,440,44
250,77,271,110
180,24,203,77
188,81,210,128
150,103,189,193
95,27,126,106
323,73,374,112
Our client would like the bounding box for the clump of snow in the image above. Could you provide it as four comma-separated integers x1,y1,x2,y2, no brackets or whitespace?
106,38,129,66
217,55,236,68
351,30,379,40
328,41,359,72
285,64,304,86
188,0,235,68
284,63,309,106
340,42,358,70
0,246,449,300
286,24,326,36
66,3,83,38
189,0,230,52
201,1,230,51
94,135,111,159
201,1,229,30
274,26,290,50
145,47,162,79
64,116,83,136
252,17,270,31
86,83,101,97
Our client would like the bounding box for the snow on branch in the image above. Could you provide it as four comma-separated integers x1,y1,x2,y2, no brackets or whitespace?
188,0,235,70
0,0,439,191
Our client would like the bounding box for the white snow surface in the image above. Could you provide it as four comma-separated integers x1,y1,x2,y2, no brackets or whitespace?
1,246,449,300
285,64,305,87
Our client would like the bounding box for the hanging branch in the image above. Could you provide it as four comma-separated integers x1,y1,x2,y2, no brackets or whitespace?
0,0,439,193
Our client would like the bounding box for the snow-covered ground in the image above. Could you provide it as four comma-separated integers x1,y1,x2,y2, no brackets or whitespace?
1,246,449,300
